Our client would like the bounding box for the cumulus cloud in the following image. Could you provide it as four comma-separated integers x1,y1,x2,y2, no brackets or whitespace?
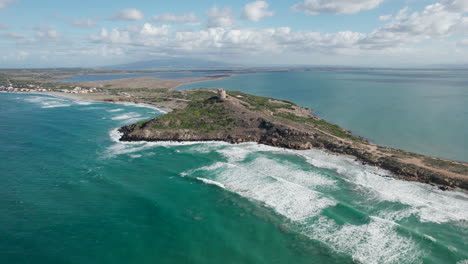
0,32,27,39
206,6,235,28
458,39,468,46
88,1,468,59
34,25,60,40
152,13,198,24
12,0,465,66
0,0,17,9
90,23,169,46
369,3,466,44
293,0,384,15
140,23,170,36
379,14,392,21
443,0,468,13
72,19,97,28
243,1,274,22
112,8,144,21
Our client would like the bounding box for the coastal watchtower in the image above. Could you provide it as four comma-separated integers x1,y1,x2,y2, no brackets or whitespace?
217,89,227,100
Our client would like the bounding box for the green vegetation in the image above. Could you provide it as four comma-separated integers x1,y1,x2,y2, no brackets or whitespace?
227,91,295,112
136,120,151,129
274,112,364,142
151,100,234,132
423,158,468,175
170,90,216,101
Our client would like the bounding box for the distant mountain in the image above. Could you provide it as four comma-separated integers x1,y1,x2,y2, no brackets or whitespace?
102,58,231,70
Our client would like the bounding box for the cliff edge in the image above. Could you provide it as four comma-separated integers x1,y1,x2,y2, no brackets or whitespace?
120,90,468,191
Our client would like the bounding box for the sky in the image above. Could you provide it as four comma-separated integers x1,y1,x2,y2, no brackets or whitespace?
0,0,467,68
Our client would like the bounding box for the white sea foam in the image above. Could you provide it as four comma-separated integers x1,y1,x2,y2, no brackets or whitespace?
109,128,123,143
114,102,167,113
111,112,141,120
178,143,468,263
304,216,421,264
24,96,72,108
196,178,226,189
107,108,124,112
180,146,420,263
106,124,468,264
182,149,337,221
75,101,94,105
19,94,100,109
106,128,229,157
299,149,468,224
42,103,72,108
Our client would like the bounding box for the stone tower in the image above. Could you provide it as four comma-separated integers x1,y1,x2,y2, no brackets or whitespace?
217,89,226,100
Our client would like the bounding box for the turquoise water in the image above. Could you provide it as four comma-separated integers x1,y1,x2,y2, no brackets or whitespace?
1,92,467,264
59,71,227,82
179,70,468,162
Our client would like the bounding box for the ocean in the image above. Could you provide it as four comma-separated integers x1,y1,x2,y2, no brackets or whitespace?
179,70,468,162
1,92,467,264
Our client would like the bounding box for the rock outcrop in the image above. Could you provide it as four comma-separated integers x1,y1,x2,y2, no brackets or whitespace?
120,90,468,191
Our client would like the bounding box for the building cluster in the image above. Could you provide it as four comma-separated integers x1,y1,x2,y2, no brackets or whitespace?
0,84,98,94
0,84,49,92
60,86,98,94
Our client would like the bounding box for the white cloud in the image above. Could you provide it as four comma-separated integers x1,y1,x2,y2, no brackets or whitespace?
0,0,17,9
243,1,274,22
293,0,384,15
152,13,198,24
379,14,392,21
112,8,144,21
90,23,169,46
10,1,468,66
369,3,465,43
72,19,97,28
34,25,60,40
458,39,468,46
140,23,170,36
443,0,468,13
0,32,27,39
206,6,235,28
36,29,59,40
88,1,468,60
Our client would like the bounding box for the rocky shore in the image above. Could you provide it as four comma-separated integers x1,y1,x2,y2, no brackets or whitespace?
119,89,468,192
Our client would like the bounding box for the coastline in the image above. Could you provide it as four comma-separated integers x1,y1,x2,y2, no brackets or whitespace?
3,80,467,192
118,90,468,192
3,91,172,114
171,74,234,91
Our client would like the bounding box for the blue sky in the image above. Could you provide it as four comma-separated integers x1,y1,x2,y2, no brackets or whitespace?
0,0,467,67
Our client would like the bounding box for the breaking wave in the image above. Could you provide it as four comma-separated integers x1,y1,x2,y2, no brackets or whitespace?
178,143,468,264
23,96,72,108
104,126,468,263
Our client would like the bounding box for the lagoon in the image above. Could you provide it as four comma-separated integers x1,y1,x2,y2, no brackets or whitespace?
179,70,468,162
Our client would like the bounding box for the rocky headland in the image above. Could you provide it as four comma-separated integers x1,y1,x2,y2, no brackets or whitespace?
119,89,468,192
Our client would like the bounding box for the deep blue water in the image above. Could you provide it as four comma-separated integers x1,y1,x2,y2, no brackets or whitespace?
178,70,468,162
1,92,467,264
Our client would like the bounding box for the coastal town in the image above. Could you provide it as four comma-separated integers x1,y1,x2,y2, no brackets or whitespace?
0,83,99,94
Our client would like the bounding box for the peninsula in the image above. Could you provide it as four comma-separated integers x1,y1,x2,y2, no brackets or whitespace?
119,88,468,192
1,68,467,191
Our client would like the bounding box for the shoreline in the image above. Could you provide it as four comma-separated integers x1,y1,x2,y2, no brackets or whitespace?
171,74,234,91
118,91,468,191
2,91,172,114
3,84,467,191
